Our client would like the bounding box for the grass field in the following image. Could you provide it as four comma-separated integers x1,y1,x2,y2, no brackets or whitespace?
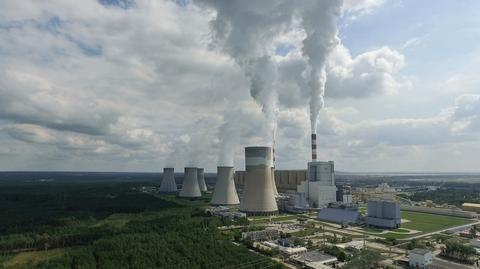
401,211,474,233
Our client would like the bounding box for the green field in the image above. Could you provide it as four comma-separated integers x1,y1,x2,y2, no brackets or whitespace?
362,211,475,240
401,211,474,233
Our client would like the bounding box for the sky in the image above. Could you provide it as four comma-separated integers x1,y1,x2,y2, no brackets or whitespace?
0,0,479,173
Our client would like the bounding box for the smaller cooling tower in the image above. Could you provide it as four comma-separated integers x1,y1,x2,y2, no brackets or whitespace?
211,166,240,205
159,168,177,192
239,146,278,215
179,167,202,198
197,168,207,192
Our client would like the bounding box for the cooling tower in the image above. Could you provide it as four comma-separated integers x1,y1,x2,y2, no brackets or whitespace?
179,167,202,198
239,146,278,215
197,168,207,192
211,166,240,205
159,167,177,192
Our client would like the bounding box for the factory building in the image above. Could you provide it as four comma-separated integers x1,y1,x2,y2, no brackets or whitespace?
197,168,207,192
318,207,360,225
239,146,278,216
297,161,337,208
179,167,202,198
159,168,177,193
365,200,401,229
211,166,240,205
235,169,306,191
336,185,353,204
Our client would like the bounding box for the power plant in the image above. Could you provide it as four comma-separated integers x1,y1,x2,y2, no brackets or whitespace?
197,168,207,192
179,167,202,198
211,166,240,205
239,146,278,215
159,167,178,192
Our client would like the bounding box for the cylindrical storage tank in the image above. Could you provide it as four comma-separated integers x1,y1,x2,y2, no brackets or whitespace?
160,168,177,192
211,166,240,205
179,167,201,198
239,146,278,215
197,168,207,192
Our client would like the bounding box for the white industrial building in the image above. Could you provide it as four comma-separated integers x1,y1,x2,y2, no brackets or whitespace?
366,200,401,228
211,166,240,205
179,167,202,198
297,161,337,208
159,167,178,193
239,146,278,215
409,248,432,269
197,168,207,192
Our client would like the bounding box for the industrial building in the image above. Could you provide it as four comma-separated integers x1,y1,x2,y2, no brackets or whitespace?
297,161,337,208
239,146,278,216
462,202,480,213
197,168,207,192
179,167,202,198
365,200,401,229
235,169,306,191
211,166,240,205
409,248,432,269
159,167,177,192
290,251,337,269
336,185,352,203
318,207,360,225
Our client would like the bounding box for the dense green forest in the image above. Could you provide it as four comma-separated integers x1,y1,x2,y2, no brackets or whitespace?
409,188,480,206
0,179,282,269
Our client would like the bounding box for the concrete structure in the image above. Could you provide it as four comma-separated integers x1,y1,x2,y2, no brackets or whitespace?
197,168,207,192
239,146,278,216
470,239,480,248
409,248,432,269
297,161,337,208
235,169,307,191
366,200,401,228
462,203,480,213
179,167,202,198
291,251,337,269
211,166,240,205
159,168,177,192
318,208,360,225
336,185,353,203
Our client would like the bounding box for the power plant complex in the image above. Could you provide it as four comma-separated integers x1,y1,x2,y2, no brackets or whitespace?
160,132,344,217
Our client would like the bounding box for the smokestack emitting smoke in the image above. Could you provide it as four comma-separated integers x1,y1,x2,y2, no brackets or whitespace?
198,0,343,163
311,133,317,161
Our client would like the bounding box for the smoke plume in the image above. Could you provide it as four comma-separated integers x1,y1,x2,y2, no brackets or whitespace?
299,0,343,134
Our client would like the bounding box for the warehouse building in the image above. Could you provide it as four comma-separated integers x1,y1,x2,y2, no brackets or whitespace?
365,200,401,229
318,208,360,225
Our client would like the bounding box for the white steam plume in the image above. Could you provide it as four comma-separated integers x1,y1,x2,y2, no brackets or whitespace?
196,0,293,164
299,0,343,134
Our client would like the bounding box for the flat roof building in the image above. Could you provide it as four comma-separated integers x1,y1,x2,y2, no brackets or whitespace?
409,248,432,269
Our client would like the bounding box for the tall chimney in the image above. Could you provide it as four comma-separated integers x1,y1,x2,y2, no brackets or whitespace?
311,133,317,161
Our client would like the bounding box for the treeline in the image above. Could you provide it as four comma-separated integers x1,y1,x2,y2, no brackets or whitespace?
410,189,480,206
0,181,283,269
0,181,177,234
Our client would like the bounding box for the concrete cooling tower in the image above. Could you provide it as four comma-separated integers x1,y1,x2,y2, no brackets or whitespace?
239,146,278,215
159,168,177,192
179,167,202,198
197,168,207,192
211,166,239,205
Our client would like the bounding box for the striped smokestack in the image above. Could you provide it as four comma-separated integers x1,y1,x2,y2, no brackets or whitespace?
311,133,317,161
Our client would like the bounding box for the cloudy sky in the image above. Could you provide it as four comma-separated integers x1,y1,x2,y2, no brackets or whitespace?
1,0,479,172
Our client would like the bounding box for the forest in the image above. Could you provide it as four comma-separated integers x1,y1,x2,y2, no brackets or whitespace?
0,177,282,269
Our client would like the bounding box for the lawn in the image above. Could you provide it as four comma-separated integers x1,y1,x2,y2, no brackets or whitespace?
401,211,474,233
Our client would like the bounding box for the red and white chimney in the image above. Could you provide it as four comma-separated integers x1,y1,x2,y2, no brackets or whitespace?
311,133,317,161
